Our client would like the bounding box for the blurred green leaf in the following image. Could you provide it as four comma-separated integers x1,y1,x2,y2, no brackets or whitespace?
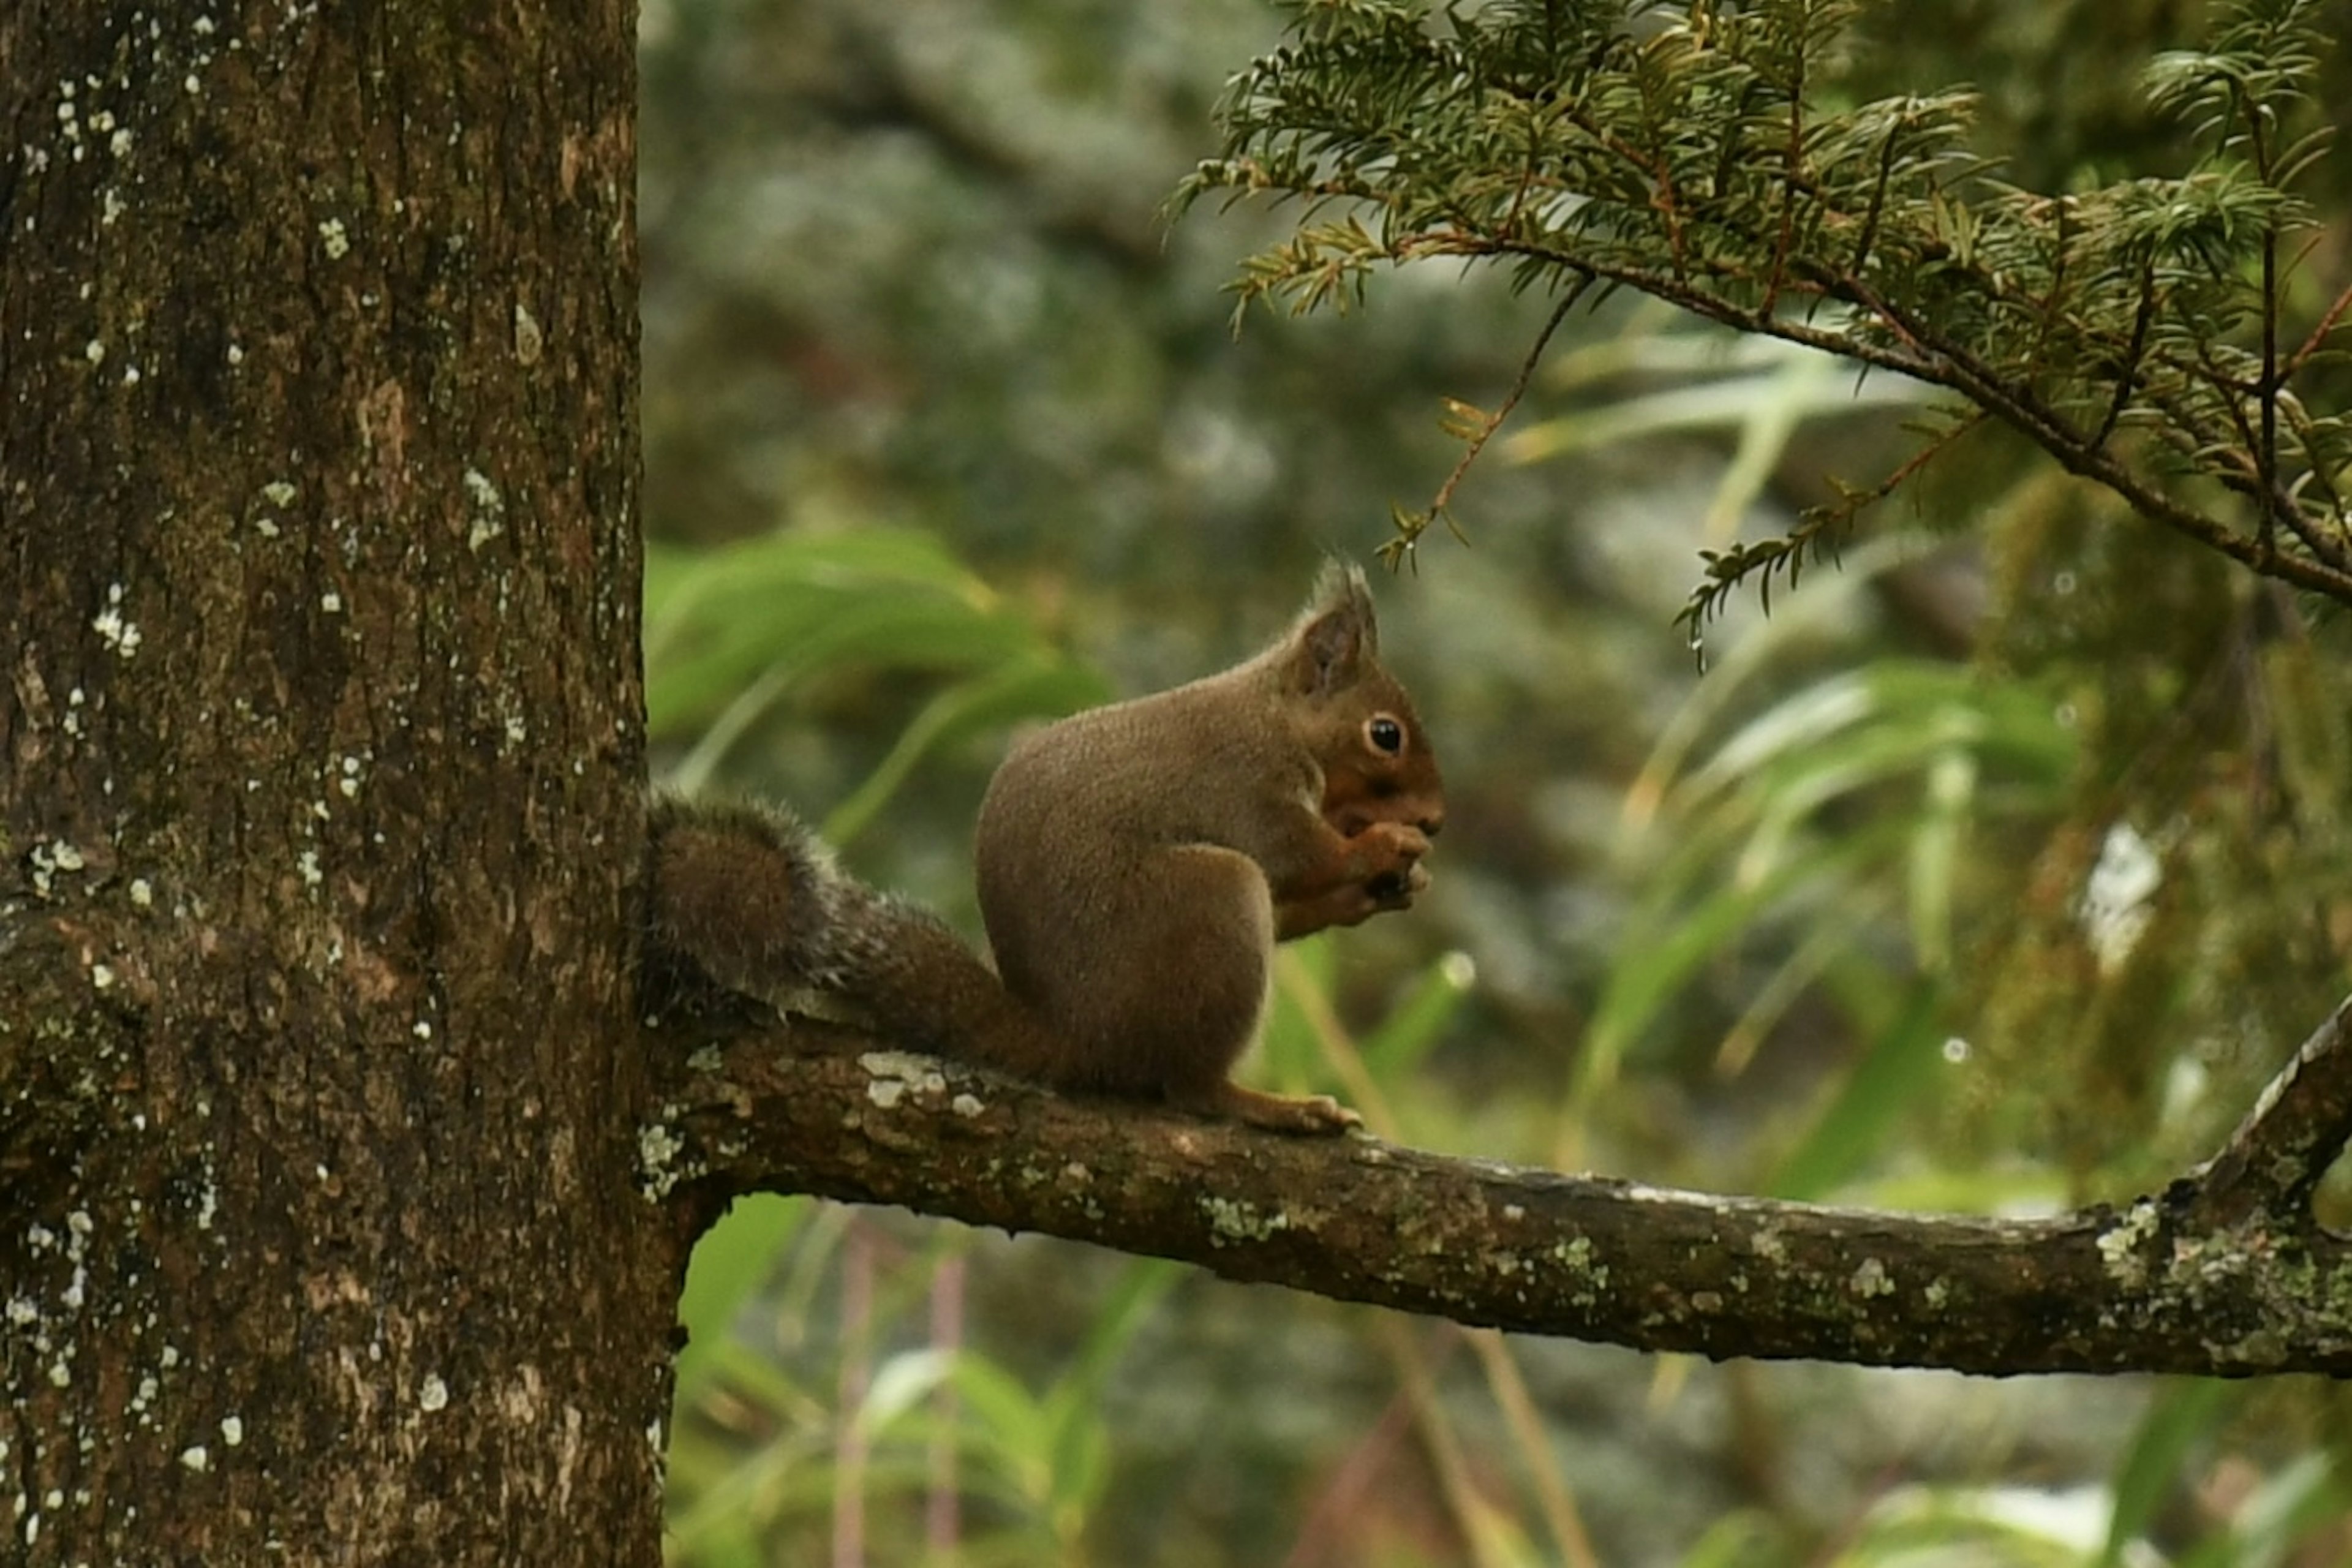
647,527,1101,797
823,650,1108,848
674,1194,809,1405
2100,1379,2234,1568
1360,951,1477,1080
2178,1450,2343,1568
1769,979,1948,1202
859,1346,955,1436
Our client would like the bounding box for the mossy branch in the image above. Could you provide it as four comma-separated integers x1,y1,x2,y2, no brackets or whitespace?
644,992,2352,1377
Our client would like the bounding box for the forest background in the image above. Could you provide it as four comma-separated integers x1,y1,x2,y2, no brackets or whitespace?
638,1,2352,1564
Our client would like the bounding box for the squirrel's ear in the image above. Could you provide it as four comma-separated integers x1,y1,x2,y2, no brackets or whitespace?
1290,561,1378,695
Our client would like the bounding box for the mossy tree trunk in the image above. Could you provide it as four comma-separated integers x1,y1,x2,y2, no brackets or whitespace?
1,3,673,1561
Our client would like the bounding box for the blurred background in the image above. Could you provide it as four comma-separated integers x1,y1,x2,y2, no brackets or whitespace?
639,1,2352,1562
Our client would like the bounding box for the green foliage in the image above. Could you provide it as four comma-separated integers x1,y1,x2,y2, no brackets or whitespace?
1567,537,2075,1159
1183,0,2352,619
675,1196,813,1409
645,526,1107,835
643,3,2352,1561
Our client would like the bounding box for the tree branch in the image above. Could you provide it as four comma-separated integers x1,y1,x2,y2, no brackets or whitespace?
2187,994,2352,1229
643,995,2352,1379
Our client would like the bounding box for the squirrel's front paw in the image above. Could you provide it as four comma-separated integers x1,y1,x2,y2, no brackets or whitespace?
1352,820,1431,906
1272,820,1436,940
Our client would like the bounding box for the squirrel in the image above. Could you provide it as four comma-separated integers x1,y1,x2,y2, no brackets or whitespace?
646,562,1444,1134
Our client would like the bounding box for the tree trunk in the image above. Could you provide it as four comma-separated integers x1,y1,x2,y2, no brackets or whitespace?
1,4,666,1562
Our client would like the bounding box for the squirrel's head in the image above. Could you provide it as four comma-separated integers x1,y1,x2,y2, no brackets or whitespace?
1283,562,1446,840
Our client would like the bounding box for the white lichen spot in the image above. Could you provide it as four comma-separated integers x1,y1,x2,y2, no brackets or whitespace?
121,364,141,385
130,878,153,907
227,343,245,367
320,591,341,613
6,1297,37,1327
637,1123,685,1199
318,217,350,259
89,963,115,990
298,850,322,888
92,602,141,659
84,339,105,366
47,1360,70,1389
2097,1199,2160,1288
101,189,126,226
512,303,543,366
262,480,296,507
255,516,280,539
178,1445,208,1472
110,128,132,157
859,1052,948,1105
219,1415,243,1447
184,74,200,94
1502,1204,1525,1221
950,1093,984,1118
463,469,507,551
48,840,84,872
1200,1195,1289,1245
1849,1257,1894,1298
412,1019,432,1041
503,714,526,745
418,1374,449,1413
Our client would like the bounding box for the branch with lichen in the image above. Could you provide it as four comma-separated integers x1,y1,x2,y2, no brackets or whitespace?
640,991,2352,1378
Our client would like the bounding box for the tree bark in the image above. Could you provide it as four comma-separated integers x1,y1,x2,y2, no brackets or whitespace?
1,3,663,1563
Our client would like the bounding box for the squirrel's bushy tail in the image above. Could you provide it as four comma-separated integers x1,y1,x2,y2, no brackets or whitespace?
646,795,1067,1079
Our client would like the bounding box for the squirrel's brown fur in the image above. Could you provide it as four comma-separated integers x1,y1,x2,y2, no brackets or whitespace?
646,563,1444,1134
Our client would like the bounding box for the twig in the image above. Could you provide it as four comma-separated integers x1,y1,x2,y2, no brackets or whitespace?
2260,219,2280,561
2187,994,2352,1230
2281,276,2352,383
1420,284,1585,527
2090,264,2155,452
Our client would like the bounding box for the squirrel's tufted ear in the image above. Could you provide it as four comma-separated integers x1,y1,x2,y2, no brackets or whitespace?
1287,560,1379,695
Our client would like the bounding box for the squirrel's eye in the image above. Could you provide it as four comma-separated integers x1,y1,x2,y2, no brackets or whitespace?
1365,715,1404,755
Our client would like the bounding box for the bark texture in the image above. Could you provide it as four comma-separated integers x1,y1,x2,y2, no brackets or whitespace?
647,1000,2352,1379
1,3,662,1563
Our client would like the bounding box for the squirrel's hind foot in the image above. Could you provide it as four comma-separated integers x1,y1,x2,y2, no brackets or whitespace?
1172,1080,1363,1136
